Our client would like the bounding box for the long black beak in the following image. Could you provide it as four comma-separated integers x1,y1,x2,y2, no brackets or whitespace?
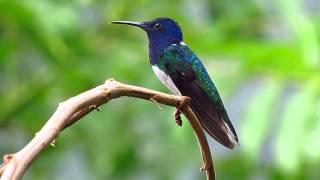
110,21,146,29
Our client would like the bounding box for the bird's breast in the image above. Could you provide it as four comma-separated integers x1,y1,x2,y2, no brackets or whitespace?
152,65,181,95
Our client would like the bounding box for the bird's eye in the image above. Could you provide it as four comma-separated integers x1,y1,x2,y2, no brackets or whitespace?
153,23,161,29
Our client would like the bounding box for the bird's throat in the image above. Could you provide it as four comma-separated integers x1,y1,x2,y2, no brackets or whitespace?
148,41,181,65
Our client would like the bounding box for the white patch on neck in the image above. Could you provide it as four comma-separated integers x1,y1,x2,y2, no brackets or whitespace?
180,41,187,46
152,66,181,95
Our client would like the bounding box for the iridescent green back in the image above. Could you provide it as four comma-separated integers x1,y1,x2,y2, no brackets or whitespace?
158,44,227,114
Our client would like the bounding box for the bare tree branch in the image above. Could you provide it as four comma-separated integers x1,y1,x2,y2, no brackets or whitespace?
0,79,215,180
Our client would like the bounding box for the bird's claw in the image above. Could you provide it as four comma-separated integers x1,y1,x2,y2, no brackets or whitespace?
174,109,182,126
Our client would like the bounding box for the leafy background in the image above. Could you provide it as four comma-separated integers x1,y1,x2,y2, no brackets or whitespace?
0,0,319,179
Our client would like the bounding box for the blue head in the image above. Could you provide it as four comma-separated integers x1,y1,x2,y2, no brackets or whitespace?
111,17,183,64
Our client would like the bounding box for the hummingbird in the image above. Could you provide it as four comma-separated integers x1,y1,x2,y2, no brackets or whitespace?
111,17,238,149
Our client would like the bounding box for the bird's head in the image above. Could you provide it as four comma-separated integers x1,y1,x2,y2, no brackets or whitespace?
111,17,183,63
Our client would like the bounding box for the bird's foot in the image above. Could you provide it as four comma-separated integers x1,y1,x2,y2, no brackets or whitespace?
174,109,182,126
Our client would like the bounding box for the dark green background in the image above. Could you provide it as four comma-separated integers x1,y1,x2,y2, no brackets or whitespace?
1,0,319,179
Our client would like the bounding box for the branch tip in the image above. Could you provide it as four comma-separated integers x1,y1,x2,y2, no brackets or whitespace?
92,105,101,112
50,139,56,147
3,154,13,163
150,95,162,110
200,163,211,171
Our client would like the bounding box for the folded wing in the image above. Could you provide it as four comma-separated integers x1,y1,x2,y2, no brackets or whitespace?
161,44,238,149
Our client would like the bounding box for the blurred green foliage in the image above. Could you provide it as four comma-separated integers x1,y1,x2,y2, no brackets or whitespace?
0,0,320,179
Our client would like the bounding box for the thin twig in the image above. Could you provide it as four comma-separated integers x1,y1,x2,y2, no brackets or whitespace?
0,79,215,180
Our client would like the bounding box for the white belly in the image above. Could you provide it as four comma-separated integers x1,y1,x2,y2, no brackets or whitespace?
152,65,181,95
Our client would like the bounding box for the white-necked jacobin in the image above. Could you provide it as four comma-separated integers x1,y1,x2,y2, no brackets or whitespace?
111,17,238,149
